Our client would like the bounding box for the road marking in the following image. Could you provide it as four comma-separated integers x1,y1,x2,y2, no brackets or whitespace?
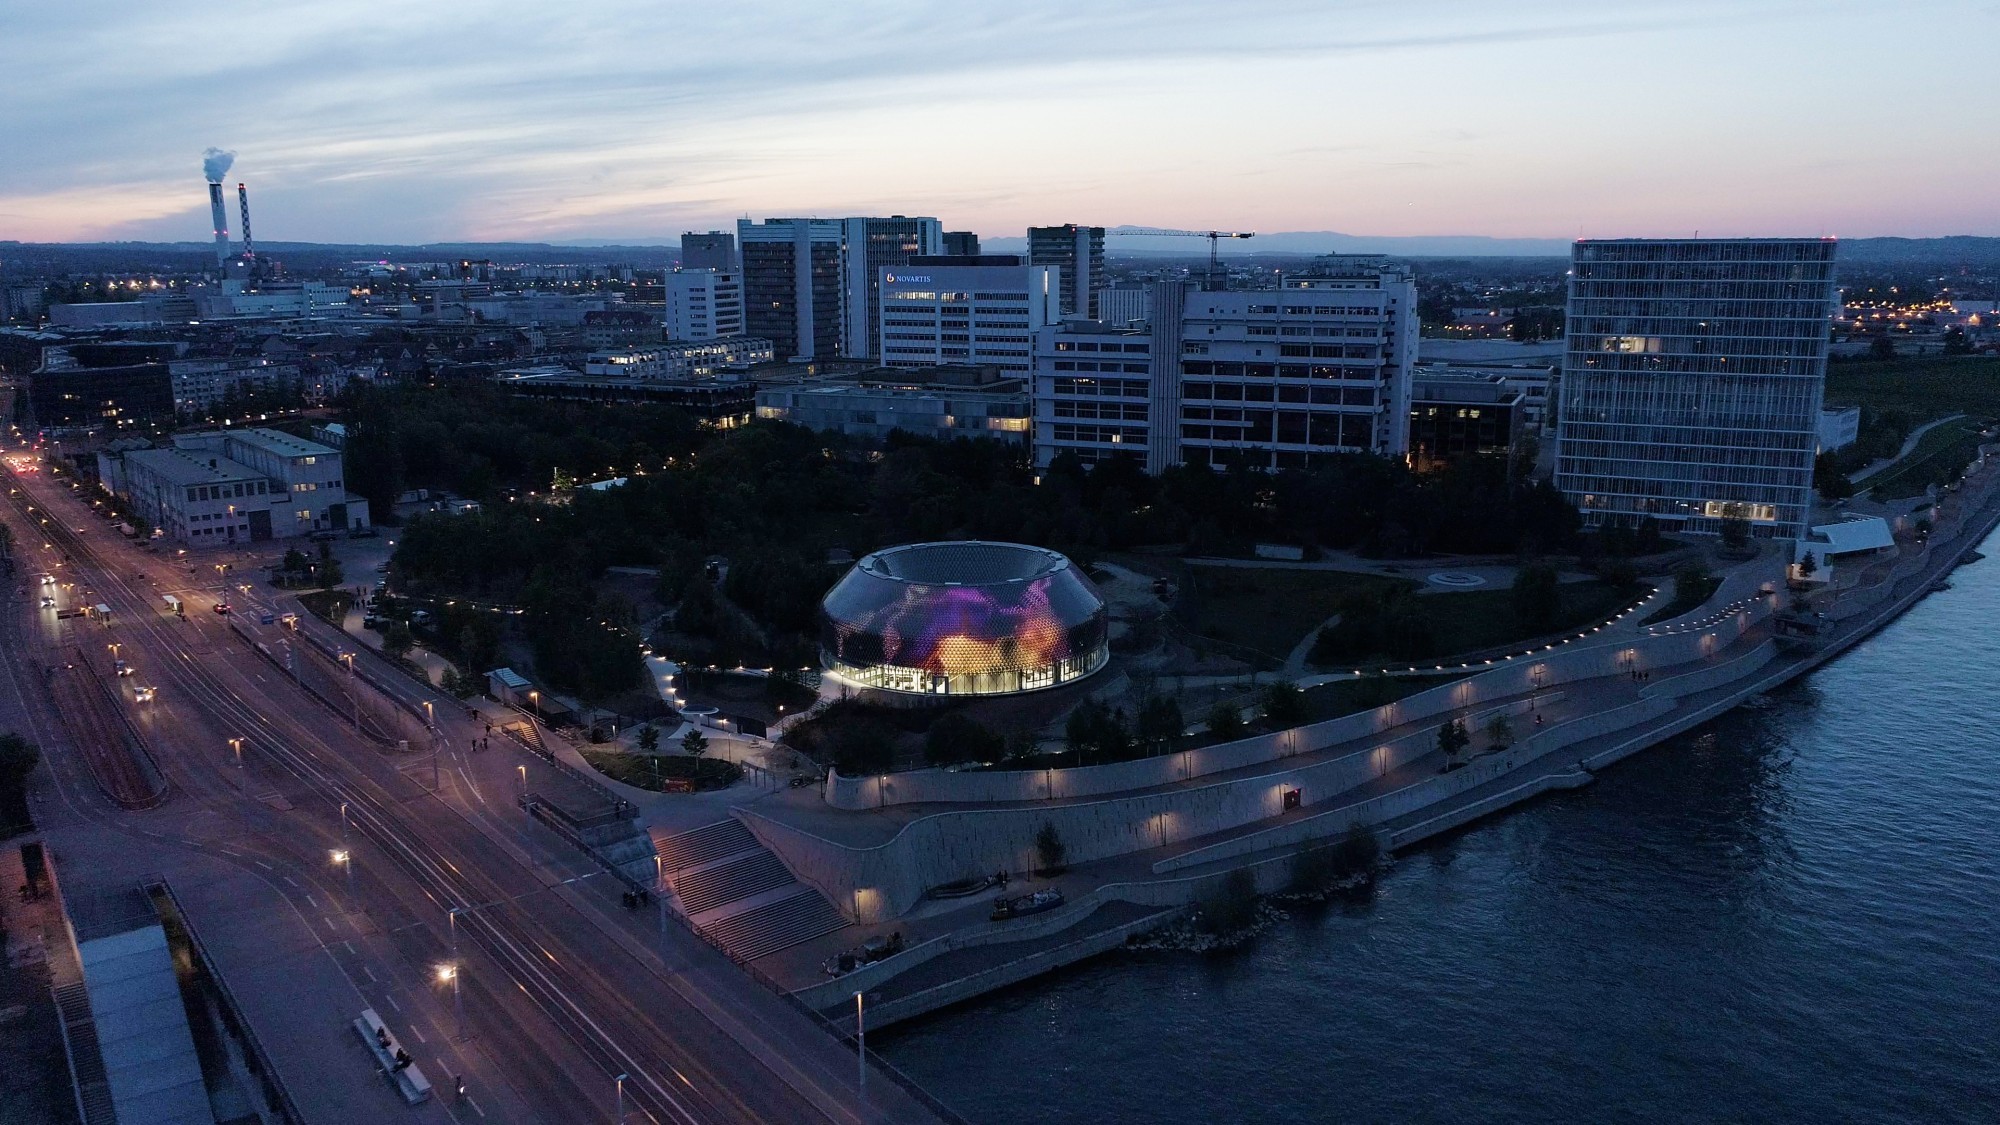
362,965,376,982
342,941,356,955
305,893,319,909
284,875,298,887
409,1024,426,1043
254,859,274,870
385,994,400,1012
324,915,337,931
466,1095,486,1118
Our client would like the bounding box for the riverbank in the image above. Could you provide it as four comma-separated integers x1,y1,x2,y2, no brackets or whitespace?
777,446,2000,1030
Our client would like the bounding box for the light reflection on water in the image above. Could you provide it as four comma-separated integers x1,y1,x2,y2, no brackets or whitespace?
885,533,2000,1124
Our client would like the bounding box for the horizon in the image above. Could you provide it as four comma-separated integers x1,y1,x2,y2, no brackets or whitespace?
4,1,1997,246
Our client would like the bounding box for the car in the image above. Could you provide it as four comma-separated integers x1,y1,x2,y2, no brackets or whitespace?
114,660,132,677
362,614,382,630
212,602,231,615
133,686,156,703
38,595,54,608
38,574,54,585
375,562,390,573
308,530,339,542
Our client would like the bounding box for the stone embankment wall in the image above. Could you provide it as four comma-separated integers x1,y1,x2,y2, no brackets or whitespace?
826,609,1760,811
749,605,1775,922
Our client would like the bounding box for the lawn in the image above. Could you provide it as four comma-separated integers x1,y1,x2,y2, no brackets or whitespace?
1825,356,2000,421
1299,673,1458,723
1307,579,1646,670
295,589,354,624
1865,417,1989,500
580,748,741,792
1175,565,1409,668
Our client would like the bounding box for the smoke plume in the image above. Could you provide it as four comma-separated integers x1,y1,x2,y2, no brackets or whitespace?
202,147,236,183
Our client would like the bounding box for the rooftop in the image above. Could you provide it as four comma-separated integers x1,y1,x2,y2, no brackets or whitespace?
123,447,264,486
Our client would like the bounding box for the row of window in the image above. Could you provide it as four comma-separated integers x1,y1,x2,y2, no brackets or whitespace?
1047,361,1150,373
1045,377,1148,398
1051,341,1150,353
1235,305,1382,316
1186,383,1376,406
1182,361,1382,380
1052,401,1150,421
1046,423,1147,446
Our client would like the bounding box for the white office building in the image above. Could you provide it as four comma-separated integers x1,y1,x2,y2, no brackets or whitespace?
737,216,942,361
98,427,368,545
665,270,744,342
878,260,1060,373
1032,260,1418,473
1555,238,1839,540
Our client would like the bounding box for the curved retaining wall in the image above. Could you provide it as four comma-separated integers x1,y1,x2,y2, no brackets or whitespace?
827,601,1771,811
747,614,1776,922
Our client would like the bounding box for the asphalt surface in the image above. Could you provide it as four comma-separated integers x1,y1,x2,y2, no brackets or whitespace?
1,447,949,1125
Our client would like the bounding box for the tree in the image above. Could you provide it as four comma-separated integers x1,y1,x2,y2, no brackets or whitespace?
926,710,1004,767
1135,695,1185,754
1262,681,1307,728
681,728,708,758
1814,450,1855,501
316,542,344,589
636,724,660,753
1436,718,1470,765
1868,333,1898,360
1797,551,1819,580
1034,821,1067,874
1484,712,1515,750
1719,508,1752,551
1510,563,1561,632
1674,560,1720,607
1206,701,1246,742
1942,326,1973,356
0,732,40,784
380,620,414,660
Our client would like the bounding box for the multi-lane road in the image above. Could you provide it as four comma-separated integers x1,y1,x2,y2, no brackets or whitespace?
0,447,949,1125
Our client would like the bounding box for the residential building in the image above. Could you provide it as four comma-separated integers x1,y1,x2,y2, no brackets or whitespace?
878,258,1060,373
737,216,942,362
755,366,1029,444
665,270,745,341
584,349,666,380
168,357,301,415
1032,259,1418,473
942,231,981,256
1555,238,1839,540
580,308,662,348
1028,225,1106,319
681,231,737,271
1408,374,1527,469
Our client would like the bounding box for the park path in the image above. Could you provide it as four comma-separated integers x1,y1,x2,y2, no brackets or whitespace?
1852,413,1966,483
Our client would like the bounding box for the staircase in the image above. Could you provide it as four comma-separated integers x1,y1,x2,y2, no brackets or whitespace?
654,819,848,963
54,980,115,1125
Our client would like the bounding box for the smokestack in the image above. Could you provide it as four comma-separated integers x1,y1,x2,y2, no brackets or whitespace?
201,148,236,270
237,183,255,262
207,182,231,269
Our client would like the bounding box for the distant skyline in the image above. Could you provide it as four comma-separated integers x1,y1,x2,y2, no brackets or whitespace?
4,1,1996,246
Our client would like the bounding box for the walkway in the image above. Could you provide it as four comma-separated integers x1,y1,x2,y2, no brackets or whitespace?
1852,413,1966,483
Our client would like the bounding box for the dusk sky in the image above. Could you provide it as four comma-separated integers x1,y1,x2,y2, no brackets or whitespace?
5,0,1996,246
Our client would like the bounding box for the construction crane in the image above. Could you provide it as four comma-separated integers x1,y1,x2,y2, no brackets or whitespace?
1111,228,1255,290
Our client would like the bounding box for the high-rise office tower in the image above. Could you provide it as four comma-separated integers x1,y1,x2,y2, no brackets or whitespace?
736,216,941,360
1555,238,1838,541
1028,224,1106,319
681,231,737,271
665,270,744,341
942,231,981,256
1032,258,1417,473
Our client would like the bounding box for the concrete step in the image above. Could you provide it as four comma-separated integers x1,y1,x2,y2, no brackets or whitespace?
674,851,794,915
654,819,756,875
699,886,848,963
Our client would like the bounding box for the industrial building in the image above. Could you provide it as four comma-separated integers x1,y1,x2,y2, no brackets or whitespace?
97,427,367,544
1555,238,1839,540
819,541,1109,696
680,230,738,271
1408,373,1528,469
1031,259,1419,472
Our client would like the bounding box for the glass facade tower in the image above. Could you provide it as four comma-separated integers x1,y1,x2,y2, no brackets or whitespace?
1555,238,1838,541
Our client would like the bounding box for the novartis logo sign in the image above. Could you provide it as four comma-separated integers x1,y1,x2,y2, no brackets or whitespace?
885,273,933,284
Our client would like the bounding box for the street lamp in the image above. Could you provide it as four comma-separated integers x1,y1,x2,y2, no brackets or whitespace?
527,690,540,719
615,1073,629,1124
229,737,244,770
330,848,352,892
854,991,867,1098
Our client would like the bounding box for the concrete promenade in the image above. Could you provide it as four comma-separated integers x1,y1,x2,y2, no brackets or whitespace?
773,444,2000,1029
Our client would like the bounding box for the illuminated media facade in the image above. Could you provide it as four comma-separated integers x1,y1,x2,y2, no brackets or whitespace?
820,541,1109,696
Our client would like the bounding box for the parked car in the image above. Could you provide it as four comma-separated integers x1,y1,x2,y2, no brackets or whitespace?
212,602,231,615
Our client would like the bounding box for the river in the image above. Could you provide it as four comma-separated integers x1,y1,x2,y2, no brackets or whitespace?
883,531,2000,1124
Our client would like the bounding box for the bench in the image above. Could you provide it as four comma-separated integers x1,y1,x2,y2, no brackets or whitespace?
352,1007,433,1105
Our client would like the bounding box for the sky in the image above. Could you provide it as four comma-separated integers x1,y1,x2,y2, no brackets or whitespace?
2,0,1996,246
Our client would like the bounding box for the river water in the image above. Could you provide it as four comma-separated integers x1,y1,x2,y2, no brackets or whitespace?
884,530,2000,1124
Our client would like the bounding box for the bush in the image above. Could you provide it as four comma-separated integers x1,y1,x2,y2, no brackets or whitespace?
1197,868,1260,935
1035,822,1068,875
1511,563,1560,632
1262,681,1307,728
1206,701,1246,741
